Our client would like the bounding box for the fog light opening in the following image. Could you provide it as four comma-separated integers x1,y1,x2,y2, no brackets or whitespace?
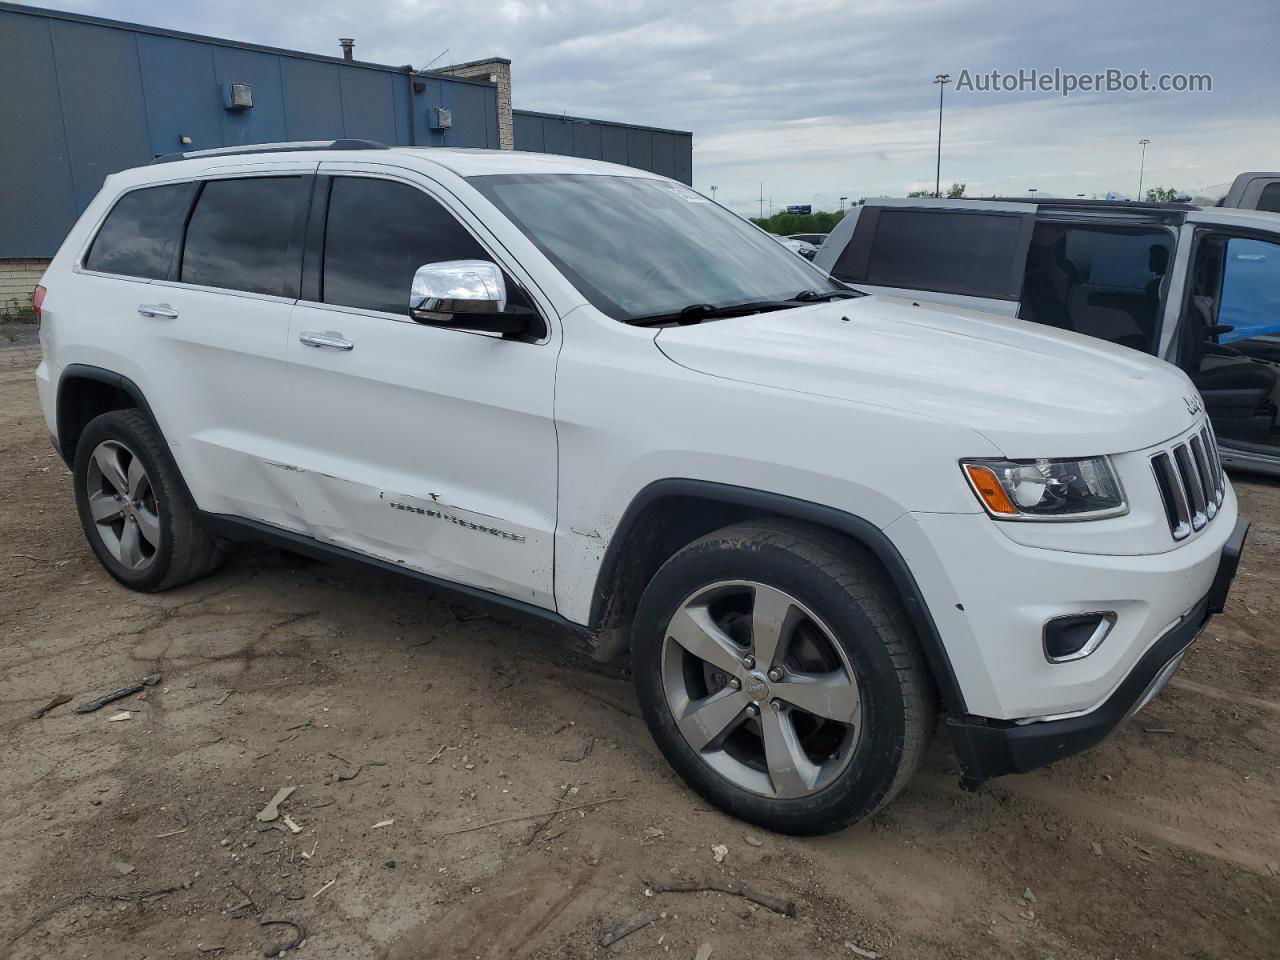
1043,611,1116,663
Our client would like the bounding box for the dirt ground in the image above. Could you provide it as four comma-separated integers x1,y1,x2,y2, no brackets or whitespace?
2,343,1278,960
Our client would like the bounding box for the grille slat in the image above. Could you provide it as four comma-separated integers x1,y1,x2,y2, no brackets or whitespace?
1189,436,1217,519
1151,420,1225,541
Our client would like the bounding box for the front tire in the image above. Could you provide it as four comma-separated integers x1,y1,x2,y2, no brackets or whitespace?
73,409,221,592
632,521,936,835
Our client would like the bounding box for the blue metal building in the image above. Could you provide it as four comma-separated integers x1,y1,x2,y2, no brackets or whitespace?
0,2,693,260
513,110,693,186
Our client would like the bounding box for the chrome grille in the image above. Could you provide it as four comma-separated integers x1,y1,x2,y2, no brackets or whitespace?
1151,421,1226,541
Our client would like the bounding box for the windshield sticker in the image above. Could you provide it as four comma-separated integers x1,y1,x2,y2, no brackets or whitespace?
665,184,709,203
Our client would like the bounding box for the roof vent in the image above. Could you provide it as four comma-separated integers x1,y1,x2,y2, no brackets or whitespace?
338,38,354,60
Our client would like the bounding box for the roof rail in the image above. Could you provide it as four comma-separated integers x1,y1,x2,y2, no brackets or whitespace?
151,138,389,164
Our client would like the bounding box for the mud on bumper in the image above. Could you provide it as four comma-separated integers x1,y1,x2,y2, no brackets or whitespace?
946,517,1249,786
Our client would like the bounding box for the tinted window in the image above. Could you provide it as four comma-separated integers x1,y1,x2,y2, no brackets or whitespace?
181,177,304,297
1257,182,1280,214
862,210,1023,298
85,183,195,280
1018,224,1170,352
322,177,488,314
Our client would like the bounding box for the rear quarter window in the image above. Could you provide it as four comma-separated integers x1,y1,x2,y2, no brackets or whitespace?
84,183,196,280
860,209,1024,298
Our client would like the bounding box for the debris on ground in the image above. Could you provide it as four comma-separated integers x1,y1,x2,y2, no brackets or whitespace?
31,693,71,720
648,879,797,918
154,828,188,839
439,796,627,836
110,861,135,876
260,918,306,957
642,827,664,841
282,816,303,835
372,818,394,829
75,674,160,713
256,786,298,823
215,690,233,706
743,835,763,848
106,711,131,722
312,878,336,899
1023,887,1037,903
711,843,728,863
694,943,714,960
845,942,880,959
600,912,654,948
1091,841,1103,857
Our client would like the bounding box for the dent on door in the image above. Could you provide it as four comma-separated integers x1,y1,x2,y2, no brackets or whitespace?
303,475,549,601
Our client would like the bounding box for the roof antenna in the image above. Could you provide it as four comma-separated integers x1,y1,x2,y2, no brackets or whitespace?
424,48,449,70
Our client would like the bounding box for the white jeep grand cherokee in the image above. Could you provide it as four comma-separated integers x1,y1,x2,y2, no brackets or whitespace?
33,141,1247,834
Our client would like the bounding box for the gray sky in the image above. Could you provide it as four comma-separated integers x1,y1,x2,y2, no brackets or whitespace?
45,0,1280,215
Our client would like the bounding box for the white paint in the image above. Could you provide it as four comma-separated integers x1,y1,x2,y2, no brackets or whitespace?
36,145,1242,723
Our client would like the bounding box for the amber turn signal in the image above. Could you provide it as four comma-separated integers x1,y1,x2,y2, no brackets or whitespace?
963,463,1019,515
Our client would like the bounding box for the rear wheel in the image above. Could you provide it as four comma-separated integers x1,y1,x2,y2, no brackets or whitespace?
73,409,221,591
632,521,936,834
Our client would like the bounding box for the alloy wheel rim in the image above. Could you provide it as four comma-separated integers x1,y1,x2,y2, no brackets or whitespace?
86,440,161,571
660,580,862,799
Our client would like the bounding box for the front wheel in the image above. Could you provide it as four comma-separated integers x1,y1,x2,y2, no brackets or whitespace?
631,521,936,835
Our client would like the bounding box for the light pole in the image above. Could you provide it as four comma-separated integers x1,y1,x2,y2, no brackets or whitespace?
933,73,951,198
1028,187,1037,198
710,185,718,202
1137,138,1151,202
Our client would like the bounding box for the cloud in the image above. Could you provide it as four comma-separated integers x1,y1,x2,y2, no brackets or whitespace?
54,0,1280,212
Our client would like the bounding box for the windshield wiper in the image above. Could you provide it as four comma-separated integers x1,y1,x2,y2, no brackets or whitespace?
626,300,799,327
790,288,864,302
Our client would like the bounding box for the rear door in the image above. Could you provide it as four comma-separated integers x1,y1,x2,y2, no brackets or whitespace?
76,167,312,531
814,199,1037,316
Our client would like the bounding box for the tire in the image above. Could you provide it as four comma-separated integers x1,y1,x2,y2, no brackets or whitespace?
631,520,937,835
72,409,222,592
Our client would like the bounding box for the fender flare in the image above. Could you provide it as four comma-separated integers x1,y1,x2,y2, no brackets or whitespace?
589,478,968,714
55,363,160,465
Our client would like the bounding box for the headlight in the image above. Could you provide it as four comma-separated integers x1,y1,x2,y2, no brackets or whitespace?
961,457,1126,520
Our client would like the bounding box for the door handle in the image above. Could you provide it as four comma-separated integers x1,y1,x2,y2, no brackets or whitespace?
299,331,354,351
137,303,179,319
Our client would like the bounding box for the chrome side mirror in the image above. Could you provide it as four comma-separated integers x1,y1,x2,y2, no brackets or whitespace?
409,260,507,323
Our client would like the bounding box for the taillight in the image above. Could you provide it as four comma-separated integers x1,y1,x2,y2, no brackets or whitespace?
32,284,46,322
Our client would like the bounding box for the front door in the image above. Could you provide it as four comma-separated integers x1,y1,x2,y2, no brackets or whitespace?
285,165,560,608
1169,221,1280,468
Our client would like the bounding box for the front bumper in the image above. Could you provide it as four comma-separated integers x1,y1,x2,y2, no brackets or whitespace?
947,517,1248,784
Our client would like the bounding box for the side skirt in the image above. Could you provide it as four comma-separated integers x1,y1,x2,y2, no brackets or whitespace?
200,512,593,641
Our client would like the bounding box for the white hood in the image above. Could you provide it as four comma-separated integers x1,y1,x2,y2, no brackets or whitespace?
655,295,1200,459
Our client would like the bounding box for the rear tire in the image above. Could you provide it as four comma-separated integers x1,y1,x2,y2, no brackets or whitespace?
73,409,221,592
632,520,936,835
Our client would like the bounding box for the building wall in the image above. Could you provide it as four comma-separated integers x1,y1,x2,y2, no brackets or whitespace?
0,3,695,260
513,110,693,185
0,260,49,318
439,58,513,150
0,3,500,259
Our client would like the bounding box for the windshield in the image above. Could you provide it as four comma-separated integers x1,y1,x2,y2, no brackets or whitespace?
468,173,842,322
